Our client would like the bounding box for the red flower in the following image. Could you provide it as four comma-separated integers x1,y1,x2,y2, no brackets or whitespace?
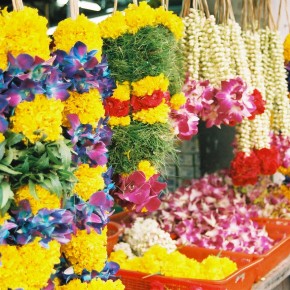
230,151,261,186
131,90,170,112
254,147,280,175
248,89,266,120
104,98,130,117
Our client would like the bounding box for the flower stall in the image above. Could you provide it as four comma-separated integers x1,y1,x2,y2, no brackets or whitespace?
0,0,290,289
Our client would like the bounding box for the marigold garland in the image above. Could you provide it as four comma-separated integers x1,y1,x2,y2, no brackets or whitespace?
137,160,157,180
284,34,290,62
132,101,170,124
10,94,64,143
99,1,184,41
61,228,107,274
53,14,103,61
15,185,60,214
170,92,186,110
0,7,50,70
131,74,169,96
73,164,106,201
0,133,5,143
108,116,131,127
62,89,105,128
0,238,60,290
55,278,125,290
111,82,131,101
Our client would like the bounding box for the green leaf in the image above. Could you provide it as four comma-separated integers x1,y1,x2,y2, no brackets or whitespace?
48,174,63,197
16,157,30,174
0,199,12,216
35,141,45,154
1,147,14,165
41,179,53,193
0,182,14,209
35,153,50,170
0,141,6,161
46,146,62,165
28,180,39,200
0,164,22,175
58,141,72,168
6,132,24,146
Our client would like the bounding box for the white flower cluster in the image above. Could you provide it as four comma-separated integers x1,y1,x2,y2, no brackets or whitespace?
199,15,232,86
113,242,135,258
267,31,290,136
121,217,177,256
182,8,205,80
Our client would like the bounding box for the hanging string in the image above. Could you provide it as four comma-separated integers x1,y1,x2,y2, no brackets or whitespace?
12,0,24,11
133,0,138,5
201,0,210,17
180,0,190,17
113,0,118,14
277,0,283,29
285,0,290,32
69,0,79,20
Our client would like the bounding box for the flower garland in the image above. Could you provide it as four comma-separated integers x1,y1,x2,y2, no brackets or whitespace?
179,8,265,140
110,245,238,281
99,1,185,212
0,5,122,289
0,7,50,70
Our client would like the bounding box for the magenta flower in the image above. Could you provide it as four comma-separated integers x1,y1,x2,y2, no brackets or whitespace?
113,171,165,212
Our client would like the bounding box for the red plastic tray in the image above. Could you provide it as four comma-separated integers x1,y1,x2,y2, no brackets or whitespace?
251,222,290,280
117,246,262,290
252,217,290,227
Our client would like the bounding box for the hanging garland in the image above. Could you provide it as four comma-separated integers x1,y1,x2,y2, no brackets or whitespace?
0,1,124,288
99,1,185,212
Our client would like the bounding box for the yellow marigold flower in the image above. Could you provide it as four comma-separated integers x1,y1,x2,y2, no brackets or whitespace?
55,278,125,290
202,255,238,280
278,166,290,176
124,2,156,34
0,132,5,143
11,94,64,143
154,6,184,40
0,7,50,70
280,184,290,200
131,74,169,97
109,249,128,265
0,213,10,226
170,92,186,110
61,228,107,274
108,116,131,127
138,160,157,180
0,238,60,290
284,33,290,62
133,102,170,124
112,82,130,101
98,11,128,39
15,185,60,215
53,14,103,61
73,164,106,201
63,89,105,128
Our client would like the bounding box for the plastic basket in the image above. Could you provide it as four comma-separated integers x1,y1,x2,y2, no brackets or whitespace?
251,222,290,280
117,246,262,290
107,221,123,255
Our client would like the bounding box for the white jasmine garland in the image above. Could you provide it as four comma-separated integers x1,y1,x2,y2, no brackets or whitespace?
268,30,290,136
122,217,177,256
199,15,232,86
113,242,136,259
182,8,205,80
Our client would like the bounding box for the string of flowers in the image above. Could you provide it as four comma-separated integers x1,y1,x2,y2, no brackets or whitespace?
99,1,185,212
178,4,265,141
0,4,123,289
